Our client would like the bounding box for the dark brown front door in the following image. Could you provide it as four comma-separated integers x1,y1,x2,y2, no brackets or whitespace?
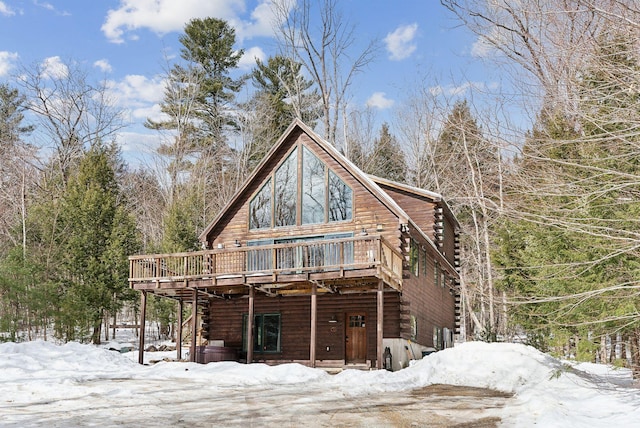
345,313,366,363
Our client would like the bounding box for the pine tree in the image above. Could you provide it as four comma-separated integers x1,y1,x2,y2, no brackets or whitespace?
366,123,407,182
495,32,640,360
244,55,321,170
55,145,140,343
148,17,244,153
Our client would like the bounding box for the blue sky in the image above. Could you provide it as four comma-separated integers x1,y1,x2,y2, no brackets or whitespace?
0,0,496,163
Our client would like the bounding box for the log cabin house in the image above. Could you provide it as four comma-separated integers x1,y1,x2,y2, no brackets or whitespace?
129,119,460,371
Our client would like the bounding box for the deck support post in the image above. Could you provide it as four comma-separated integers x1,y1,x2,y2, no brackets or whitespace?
176,299,183,360
310,283,317,368
138,291,147,365
190,289,198,362
376,280,384,369
247,286,255,364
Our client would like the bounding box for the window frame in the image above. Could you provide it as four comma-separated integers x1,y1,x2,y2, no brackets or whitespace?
242,312,282,354
248,143,354,230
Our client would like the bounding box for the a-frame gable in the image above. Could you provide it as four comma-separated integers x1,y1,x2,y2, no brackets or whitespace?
199,119,413,246
198,121,303,243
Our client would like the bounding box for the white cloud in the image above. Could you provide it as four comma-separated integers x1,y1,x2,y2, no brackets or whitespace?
384,23,418,61
101,0,277,44
366,92,394,110
41,56,69,79
0,51,18,77
108,74,166,105
33,0,70,16
106,74,167,122
117,131,163,154
470,36,494,58
94,59,113,73
429,81,497,97
0,1,15,16
34,1,54,11
236,0,284,41
238,46,265,70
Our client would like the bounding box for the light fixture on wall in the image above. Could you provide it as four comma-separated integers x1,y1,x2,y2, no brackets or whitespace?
217,243,224,249
329,314,338,323
234,239,241,247
376,224,383,232
359,227,368,236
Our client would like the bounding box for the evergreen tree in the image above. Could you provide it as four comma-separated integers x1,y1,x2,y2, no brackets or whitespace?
0,84,34,149
244,55,321,169
146,17,245,227
148,17,244,153
426,99,502,338
495,32,640,359
54,145,140,343
366,123,407,182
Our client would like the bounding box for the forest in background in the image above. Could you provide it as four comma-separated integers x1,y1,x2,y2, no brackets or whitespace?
0,0,639,371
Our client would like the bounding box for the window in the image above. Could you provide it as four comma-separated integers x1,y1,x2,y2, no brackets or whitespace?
274,148,298,227
249,144,353,230
249,179,272,229
328,170,352,222
433,326,443,350
410,239,419,276
349,314,365,327
434,261,439,287
302,146,325,224
420,247,427,278
243,313,281,353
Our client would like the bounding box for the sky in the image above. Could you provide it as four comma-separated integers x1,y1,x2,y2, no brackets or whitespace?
0,0,495,164
1,336,639,426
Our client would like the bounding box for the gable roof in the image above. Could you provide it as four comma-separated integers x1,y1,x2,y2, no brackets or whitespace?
368,175,460,230
197,119,453,262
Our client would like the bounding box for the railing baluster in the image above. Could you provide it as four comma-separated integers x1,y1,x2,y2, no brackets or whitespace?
129,235,403,289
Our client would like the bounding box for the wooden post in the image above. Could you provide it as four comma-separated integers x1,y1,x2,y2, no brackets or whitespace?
138,291,147,365
190,289,198,363
177,299,183,360
247,286,255,364
310,283,317,368
377,280,384,370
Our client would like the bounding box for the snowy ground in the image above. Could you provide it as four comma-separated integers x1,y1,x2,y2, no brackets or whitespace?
1,339,639,427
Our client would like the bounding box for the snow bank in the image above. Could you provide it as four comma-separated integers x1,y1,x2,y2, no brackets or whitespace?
1,340,638,426
399,342,640,427
145,360,329,386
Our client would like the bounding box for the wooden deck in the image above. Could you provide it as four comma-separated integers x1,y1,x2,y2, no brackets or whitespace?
129,235,404,299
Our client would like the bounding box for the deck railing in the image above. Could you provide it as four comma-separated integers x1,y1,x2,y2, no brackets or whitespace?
129,235,403,288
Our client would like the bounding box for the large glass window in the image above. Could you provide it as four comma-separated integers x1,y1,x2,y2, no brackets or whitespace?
243,313,281,353
328,170,352,222
249,179,272,229
248,144,353,230
302,146,326,224
274,148,298,227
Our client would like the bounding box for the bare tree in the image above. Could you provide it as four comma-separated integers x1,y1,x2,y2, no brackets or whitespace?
443,1,640,364
439,0,640,112
144,62,203,203
0,84,37,257
395,79,512,341
272,0,379,145
18,59,125,185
